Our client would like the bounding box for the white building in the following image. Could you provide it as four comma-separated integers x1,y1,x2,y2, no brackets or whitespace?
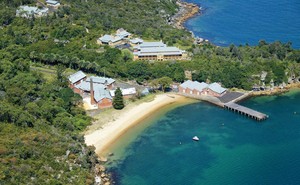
46,0,61,8
16,6,49,18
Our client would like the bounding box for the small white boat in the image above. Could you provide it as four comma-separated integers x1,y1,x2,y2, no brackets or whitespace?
192,136,199,141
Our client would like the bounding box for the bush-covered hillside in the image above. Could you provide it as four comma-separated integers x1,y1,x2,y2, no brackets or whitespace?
0,60,97,184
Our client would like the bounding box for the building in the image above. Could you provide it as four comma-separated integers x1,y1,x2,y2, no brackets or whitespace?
86,76,115,89
116,28,131,38
93,87,113,109
16,6,49,18
68,71,87,88
46,0,61,8
68,71,117,109
97,29,132,46
97,35,123,46
73,81,105,94
134,41,166,49
110,87,137,99
133,41,187,61
203,82,227,97
129,38,144,45
179,80,227,97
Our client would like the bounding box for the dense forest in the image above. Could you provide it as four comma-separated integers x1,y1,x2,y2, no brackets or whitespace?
0,60,98,184
1,0,300,183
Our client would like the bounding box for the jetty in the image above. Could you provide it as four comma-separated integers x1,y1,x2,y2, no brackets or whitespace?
178,91,269,121
224,102,268,121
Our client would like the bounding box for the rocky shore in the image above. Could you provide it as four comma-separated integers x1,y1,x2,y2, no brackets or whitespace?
94,162,114,185
171,1,200,29
250,83,300,96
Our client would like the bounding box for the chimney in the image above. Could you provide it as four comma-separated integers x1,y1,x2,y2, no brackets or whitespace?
90,78,96,104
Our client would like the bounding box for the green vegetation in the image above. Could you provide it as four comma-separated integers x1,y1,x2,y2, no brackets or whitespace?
113,87,125,110
0,0,300,183
0,60,97,184
2,0,299,91
151,76,173,92
187,42,300,90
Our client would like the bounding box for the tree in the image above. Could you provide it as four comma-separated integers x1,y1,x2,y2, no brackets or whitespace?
157,76,173,92
112,87,124,110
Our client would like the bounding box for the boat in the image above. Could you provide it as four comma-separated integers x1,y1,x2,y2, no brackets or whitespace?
192,136,199,141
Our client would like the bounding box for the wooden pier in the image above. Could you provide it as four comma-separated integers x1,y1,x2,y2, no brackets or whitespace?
224,102,268,121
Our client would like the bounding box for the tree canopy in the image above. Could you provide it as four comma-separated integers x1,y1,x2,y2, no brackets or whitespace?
113,87,125,110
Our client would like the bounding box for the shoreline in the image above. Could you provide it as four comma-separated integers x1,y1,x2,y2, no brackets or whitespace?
171,1,200,30
249,83,300,97
84,93,196,156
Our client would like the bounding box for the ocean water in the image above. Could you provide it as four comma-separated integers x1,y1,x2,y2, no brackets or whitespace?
184,0,300,48
109,89,300,185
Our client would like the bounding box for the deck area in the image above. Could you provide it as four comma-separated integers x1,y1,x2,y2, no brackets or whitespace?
218,92,245,103
224,102,268,121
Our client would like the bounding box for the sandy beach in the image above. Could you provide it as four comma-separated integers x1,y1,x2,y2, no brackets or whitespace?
84,93,195,155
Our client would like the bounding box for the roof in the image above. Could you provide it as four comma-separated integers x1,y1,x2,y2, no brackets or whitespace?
141,88,149,95
99,35,122,43
75,81,105,91
116,30,131,38
134,47,184,56
194,81,209,91
130,38,143,44
180,80,208,91
46,0,60,5
180,80,194,88
94,88,112,102
207,82,227,94
139,42,166,48
86,76,115,85
110,88,136,97
17,6,48,15
68,71,86,84
18,6,38,13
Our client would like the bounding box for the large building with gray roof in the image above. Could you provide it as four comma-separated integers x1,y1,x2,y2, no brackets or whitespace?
179,80,227,97
133,41,187,61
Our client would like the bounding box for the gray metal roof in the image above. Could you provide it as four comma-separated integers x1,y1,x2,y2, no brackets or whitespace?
86,76,115,85
194,81,209,91
134,47,183,56
18,6,38,13
109,87,136,97
17,6,49,15
98,35,122,43
130,38,143,44
75,81,105,91
180,80,194,88
116,30,131,38
46,0,60,5
207,82,227,94
180,81,226,94
94,88,112,102
140,41,166,48
180,80,208,91
68,71,86,84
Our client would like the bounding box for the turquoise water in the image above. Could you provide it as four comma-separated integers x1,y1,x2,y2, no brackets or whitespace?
184,0,300,48
109,90,300,185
